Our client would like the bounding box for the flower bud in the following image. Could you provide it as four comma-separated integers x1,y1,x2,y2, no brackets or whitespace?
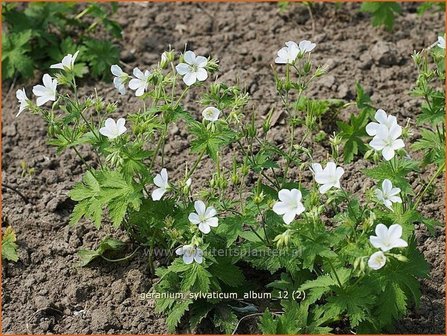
392,254,409,262
253,191,265,205
303,61,312,74
273,229,292,248
206,58,219,73
263,108,274,133
160,51,174,68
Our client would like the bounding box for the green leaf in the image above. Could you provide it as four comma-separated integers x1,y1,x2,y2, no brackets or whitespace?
216,216,244,247
77,237,125,266
411,128,445,168
166,299,193,333
68,170,143,228
2,226,19,262
336,85,373,163
209,257,245,287
2,31,34,79
360,2,401,31
363,159,419,193
258,308,279,334
375,282,407,327
189,121,238,161
83,38,120,80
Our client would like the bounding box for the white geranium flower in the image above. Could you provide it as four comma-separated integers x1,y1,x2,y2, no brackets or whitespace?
368,251,387,270
272,189,305,224
99,117,127,140
16,88,30,117
275,41,300,64
369,124,405,161
202,107,221,122
375,179,402,211
32,74,57,106
311,162,344,194
129,67,150,97
176,51,208,86
437,36,445,49
111,65,129,95
175,244,203,264
50,51,79,71
298,40,316,53
366,109,398,136
369,223,408,252
152,168,170,201
188,200,218,234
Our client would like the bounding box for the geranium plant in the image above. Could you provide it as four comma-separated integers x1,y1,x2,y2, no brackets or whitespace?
15,34,444,334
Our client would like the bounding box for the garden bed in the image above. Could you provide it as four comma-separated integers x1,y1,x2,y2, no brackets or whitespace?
2,2,445,334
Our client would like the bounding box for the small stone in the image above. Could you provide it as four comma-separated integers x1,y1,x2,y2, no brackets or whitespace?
370,41,399,66
337,84,349,99
321,75,335,88
121,50,136,63
90,307,121,331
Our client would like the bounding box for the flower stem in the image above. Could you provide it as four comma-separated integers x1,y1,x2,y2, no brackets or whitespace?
413,161,445,209
100,245,141,263
328,259,344,289
185,147,207,181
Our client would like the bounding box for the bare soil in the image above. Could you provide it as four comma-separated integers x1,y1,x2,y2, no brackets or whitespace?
2,2,445,334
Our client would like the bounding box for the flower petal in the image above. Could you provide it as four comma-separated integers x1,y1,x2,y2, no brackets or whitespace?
205,217,218,228
175,63,190,75
183,51,196,64
198,222,211,234
188,213,201,225
282,211,295,225
111,64,123,76
151,188,166,201
195,68,208,81
183,72,197,86
194,200,206,216
273,201,289,215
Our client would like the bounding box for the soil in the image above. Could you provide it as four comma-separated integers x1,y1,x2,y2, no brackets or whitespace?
2,2,445,334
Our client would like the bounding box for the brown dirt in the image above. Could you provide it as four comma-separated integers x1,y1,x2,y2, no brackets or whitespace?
2,2,445,334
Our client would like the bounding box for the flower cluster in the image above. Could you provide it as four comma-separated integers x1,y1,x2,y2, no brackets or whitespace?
275,40,316,64
368,224,408,270
272,161,344,225
15,52,82,116
366,109,405,161
151,168,217,264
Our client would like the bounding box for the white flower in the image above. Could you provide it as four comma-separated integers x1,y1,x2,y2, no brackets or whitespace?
50,51,79,71
369,124,405,161
32,74,58,106
175,244,203,264
311,162,344,194
161,52,168,64
437,36,445,49
369,223,408,252
275,41,300,64
368,251,387,270
176,51,208,86
202,107,221,122
298,40,316,53
272,189,305,224
188,200,218,234
375,179,402,211
186,178,192,187
152,168,170,201
366,109,398,136
129,67,150,97
16,88,30,117
111,65,129,95
275,40,316,64
99,117,127,140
